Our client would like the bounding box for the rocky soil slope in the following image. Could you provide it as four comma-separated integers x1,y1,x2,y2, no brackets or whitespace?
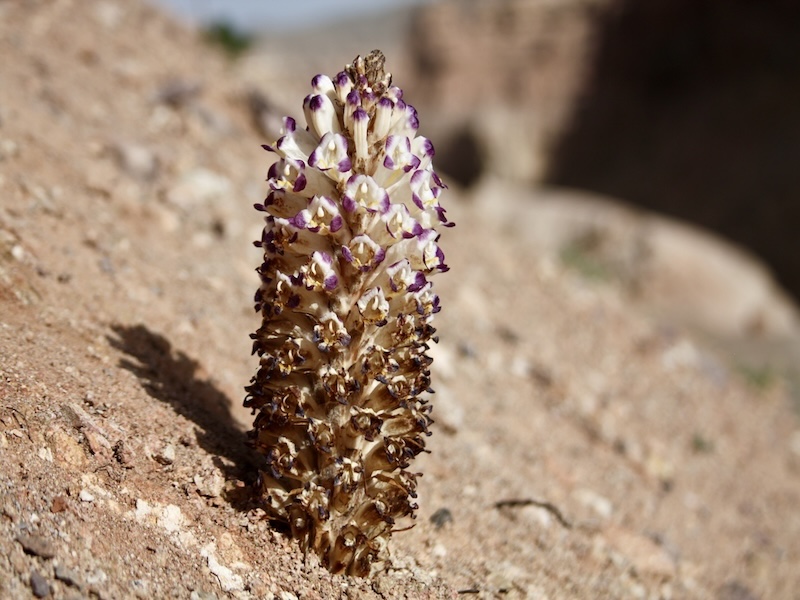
1,2,799,599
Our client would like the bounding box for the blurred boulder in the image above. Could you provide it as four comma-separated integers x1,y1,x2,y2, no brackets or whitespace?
408,0,800,301
406,0,606,186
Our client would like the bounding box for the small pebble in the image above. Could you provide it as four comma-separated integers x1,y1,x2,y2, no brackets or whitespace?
194,472,224,498
113,142,158,181
3,501,19,520
131,578,150,598
202,546,243,593
154,79,202,107
158,504,184,533
457,341,477,358
11,244,25,261
16,534,56,559
155,444,176,465
718,581,758,600
79,489,95,503
113,440,135,468
51,495,68,513
9,546,27,574
574,488,613,519
429,507,453,530
30,570,51,598
0,138,19,159
86,568,108,586
55,564,81,588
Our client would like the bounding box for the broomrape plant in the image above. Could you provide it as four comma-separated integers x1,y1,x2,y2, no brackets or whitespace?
245,51,452,576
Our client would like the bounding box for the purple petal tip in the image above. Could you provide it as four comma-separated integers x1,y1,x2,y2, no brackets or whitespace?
290,212,307,229
408,272,426,293
309,95,325,110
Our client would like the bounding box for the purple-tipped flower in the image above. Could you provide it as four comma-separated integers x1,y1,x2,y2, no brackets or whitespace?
245,50,452,577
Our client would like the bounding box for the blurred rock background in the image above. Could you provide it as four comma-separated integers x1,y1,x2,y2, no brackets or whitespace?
401,0,800,390
156,0,800,393
407,0,800,305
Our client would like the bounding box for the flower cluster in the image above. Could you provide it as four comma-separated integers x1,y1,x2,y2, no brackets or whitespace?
245,51,451,576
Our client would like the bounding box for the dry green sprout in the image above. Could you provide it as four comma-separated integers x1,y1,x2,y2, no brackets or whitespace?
245,51,452,576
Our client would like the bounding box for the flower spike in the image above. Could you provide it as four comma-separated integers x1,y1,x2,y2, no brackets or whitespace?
245,50,451,577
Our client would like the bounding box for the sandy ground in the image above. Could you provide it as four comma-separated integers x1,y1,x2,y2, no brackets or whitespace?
1,2,799,599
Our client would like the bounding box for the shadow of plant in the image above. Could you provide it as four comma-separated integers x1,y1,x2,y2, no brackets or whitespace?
108,324,264,501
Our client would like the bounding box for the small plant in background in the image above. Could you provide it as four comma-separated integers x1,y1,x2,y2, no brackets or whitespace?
558,229,612,282
737,363,777,391
245,50,452,576
203,21,254,59
691,432,715,454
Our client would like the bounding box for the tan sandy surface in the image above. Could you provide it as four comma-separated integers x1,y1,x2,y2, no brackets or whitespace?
1,2,799,599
